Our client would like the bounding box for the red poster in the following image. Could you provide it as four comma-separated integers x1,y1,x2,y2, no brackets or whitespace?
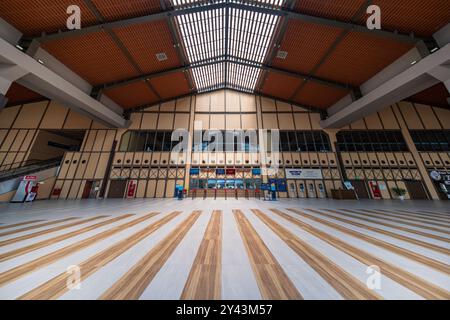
226,169,236,175
369,181,382,199
127,180,137,198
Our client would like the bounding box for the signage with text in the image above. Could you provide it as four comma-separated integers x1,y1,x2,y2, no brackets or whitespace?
285,169,323,180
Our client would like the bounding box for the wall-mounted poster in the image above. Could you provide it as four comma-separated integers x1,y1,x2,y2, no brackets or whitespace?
285,169,323,180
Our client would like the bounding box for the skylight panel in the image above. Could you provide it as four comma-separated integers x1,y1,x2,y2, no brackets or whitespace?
172,0,284,93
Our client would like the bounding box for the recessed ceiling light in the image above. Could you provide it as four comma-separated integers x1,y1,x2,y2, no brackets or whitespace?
410,60,417,65
276,50,288,59
15,44,24,51
156,52,168,61
431,47,438,53
37,59,44,64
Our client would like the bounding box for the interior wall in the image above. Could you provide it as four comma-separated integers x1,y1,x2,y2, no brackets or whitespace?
0,89,449,201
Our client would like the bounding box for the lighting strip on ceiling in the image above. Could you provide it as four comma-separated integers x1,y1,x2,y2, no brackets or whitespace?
172,0,284,92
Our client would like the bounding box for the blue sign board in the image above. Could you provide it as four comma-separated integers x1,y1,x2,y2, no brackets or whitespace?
190,168,200,175
216,169,225,175
252,168,261,175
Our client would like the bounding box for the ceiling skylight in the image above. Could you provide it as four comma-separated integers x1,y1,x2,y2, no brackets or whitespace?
172,0,284,93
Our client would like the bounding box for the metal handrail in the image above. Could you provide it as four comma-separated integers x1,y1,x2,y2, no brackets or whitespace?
0,156,62,182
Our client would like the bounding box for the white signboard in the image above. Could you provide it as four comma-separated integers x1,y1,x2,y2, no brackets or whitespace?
285,169,323,180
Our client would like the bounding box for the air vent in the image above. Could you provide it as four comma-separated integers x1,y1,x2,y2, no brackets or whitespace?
156,52,168,61
276,50,288,59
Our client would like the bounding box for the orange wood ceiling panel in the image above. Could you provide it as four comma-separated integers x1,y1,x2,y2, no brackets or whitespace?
271,20,342,74
148,72,191,100
0,0,97,35
5,83,45,107
295,0,368,22
112,21,181,74
259,71,304,100
104,81,158,110
314,32,413,86
92,0,162,22
293,81,350,109
407,83,450,110
365,0,450,37
42,31,139,85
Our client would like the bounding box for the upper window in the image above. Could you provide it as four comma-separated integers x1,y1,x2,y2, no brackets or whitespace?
279,131,332,152
410,130,450,152
336,130,408,152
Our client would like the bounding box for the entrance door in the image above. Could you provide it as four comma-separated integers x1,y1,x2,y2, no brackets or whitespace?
405,181,429,200
306,181,316,198
287,180,297,198
351,180,370,199
297,181,307,198
82,181,93,199
107,180,127,198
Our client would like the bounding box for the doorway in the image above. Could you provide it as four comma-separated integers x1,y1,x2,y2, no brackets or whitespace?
405,180,429,200
82,180,100,199
107,180,127,198
350,180,370,199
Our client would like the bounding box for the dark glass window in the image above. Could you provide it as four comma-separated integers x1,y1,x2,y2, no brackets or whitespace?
119,130,175,152
337,130,408,152
410,130,450,152
275,130,331,152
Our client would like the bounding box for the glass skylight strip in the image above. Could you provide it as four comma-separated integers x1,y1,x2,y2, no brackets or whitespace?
171,0,284,8
192,62,225,92
176,8,226,63
227,62,261,92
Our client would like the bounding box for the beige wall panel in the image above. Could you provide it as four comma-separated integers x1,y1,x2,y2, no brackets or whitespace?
9,130,27,151
341,153,351,166
0,130,18,151
58,153,73,179
359,153,370,166
241,114,257,130
136,180,147,198
75,155,89,179
309,114,322,130
174,114,190,130
277,114,294,130
226,114,241,130
404,153,416,166
59,180,72,199
36,177,56,200
102,130,116,151
350,119,366,130
376,153,388,166
84,153,100,178
210,114,225,130
396,181,411,200
83,130,96,152
160,101,176,112
318,153,328,166
420,153,433,167
113,152,124,166
51,180,64,199
123,152,133,166
440,153,450,167
226,90,240,112
66,153,81,179
160,153,169,166
429,153,443,166
368,153,379,166
146,180,157,198
327,153,337,166
240,94,256,112
166,180,176,197
294,113,311,130
0,190,16,202
350,153,360,166
194,114,209,129
415,104,441,129
261,97,276,112
262,113,278,129
63,110,92,129
176,97,191,112
364,113,383,129
276,101,292,112
13,102,48,128
0,105,21,128
92,130,106,151
133,153,143,166
210,90,225,112
155,180,166,198
129,113,142,130
378,106,399,129
196,94,210,112
333,180,343,189
11,152,25,168
141,113,158,129
19,130,36,152
291,153,301,165
40,101,68,129
395,153,407,166
433,108,450,129
377,181,391,199
77,180,86,199
226,153,234,165
94,153,109,179
386,153,397,166
68,180,81,199
398,102,423,129
1,152,16,166
283,153,292,165
0,130,7,145
157,114,174,130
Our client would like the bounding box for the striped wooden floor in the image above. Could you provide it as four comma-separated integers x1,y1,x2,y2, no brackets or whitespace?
0,200,449,300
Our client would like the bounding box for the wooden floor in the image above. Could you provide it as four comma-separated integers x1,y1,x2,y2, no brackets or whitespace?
0,199,448,300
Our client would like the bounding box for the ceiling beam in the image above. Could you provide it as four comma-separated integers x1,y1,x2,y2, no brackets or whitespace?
19,1,429,47
93,55,354,93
